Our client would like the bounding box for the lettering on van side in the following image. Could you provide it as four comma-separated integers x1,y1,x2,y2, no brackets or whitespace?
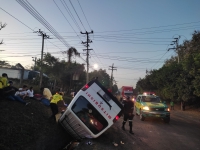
86,92,112,120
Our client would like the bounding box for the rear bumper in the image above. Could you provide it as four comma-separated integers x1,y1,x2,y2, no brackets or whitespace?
142,111,170,118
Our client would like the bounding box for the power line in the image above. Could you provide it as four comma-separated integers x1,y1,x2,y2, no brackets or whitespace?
53,0,82,41
0,7,33,31
77,0,92,30
17,0,71,48
34,29,51,87
109,63,117,88
69,0,86,31
81,30,93,83
95,20,200,33
61,0,82,32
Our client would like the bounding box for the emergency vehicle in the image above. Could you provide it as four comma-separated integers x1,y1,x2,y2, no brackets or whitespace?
59,79,123,140
120,86,134,101
135,94,170,123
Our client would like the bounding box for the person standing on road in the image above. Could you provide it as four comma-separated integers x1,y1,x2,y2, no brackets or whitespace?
170,100,174,110
122,96,134,134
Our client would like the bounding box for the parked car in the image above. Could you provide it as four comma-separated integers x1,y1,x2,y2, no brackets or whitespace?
135,94,170,123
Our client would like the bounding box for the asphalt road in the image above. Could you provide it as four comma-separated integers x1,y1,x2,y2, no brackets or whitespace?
74,105,200,150
131,106,200,150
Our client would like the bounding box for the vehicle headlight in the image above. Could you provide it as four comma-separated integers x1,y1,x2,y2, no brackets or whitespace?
143,106,149,110
165,108,170,111
132,98,135,101
90,119,94,124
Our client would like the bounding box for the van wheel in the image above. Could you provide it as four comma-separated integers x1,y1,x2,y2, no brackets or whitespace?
140,109,145,121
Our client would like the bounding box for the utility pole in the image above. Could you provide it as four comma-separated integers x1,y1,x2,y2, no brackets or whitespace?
32,57,37,70
109,63,117,89
34,29,50,87
168,36,180,64
81,31,93,83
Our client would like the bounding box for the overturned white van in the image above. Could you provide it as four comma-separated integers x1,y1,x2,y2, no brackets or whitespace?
59,79,123,140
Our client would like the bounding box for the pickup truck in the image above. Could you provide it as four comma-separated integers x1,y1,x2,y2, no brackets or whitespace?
135,94,170,123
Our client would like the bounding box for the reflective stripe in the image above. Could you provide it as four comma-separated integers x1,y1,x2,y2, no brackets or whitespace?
129,120,132,122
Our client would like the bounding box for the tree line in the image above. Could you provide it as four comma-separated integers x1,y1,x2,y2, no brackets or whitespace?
31,48,118,94
136,31,200,107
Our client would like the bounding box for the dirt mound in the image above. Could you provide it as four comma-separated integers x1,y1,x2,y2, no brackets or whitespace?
0,99,72,150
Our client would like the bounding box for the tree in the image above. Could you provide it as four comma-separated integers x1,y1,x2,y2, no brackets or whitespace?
0,61,10,67
0,22,7,45
65,47,80,64
33,52,85,93
136,31,200,108
89,69,110,88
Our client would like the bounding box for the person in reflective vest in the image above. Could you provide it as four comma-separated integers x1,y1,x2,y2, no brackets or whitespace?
122,96,134,134
49,91,67,121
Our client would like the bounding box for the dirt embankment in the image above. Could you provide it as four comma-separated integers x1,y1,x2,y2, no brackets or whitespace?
0,99,73,150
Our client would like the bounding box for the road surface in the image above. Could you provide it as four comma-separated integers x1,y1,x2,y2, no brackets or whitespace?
74,104,200,150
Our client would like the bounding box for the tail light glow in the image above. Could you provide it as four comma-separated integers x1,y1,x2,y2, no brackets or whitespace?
81,84,89,91
115,116,119,120
113,115,120,122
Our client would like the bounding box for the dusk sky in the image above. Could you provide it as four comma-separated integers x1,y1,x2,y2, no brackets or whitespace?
1,0,200,88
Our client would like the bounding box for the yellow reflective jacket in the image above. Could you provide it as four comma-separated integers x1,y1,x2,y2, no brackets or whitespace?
0,77,8,89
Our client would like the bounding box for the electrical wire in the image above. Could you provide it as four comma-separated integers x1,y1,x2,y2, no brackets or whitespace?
77,0,92,30
0,7,34,31
17,0,71,48
95,20,200,33
69,0,86,31
53,0,82,41
61,0,82,32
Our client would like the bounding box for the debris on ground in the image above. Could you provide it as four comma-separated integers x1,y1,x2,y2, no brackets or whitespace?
112,142,118,146
86,141,93,145
63,140,80,150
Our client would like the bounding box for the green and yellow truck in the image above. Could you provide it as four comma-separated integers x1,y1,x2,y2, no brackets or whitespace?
135,94,170,123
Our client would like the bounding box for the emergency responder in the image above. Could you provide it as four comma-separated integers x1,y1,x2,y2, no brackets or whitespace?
122,96,134,134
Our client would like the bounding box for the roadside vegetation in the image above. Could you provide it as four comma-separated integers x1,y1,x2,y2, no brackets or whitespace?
136,31,200,108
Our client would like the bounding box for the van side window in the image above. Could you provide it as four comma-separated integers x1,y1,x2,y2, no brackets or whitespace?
71,96,108,135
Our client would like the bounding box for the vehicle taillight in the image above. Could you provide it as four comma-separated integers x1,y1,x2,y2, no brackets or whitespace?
81,84,89,91
115,116,119,120
113,115,120,122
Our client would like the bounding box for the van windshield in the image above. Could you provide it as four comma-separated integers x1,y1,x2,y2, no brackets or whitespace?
142,96,160,103
124,93,133,96
72,96,108,135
